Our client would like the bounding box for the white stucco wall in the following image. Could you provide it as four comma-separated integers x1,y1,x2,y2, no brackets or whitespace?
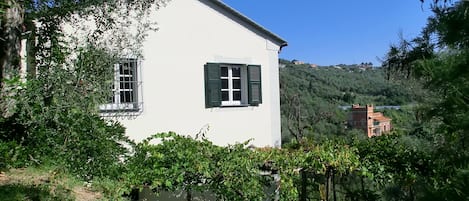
117,0,283,147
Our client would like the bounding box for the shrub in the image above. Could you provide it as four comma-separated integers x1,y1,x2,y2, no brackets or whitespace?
0,47,130,179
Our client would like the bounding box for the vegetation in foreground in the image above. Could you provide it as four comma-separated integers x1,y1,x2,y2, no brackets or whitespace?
0,167,96,201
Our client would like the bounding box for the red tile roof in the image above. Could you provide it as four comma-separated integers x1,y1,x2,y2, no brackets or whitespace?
372,112,391,122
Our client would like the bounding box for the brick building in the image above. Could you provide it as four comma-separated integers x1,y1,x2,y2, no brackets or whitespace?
348,104,392,137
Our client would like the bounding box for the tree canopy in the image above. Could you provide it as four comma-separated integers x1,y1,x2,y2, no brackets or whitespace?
381,1,469,199
0,0,169,90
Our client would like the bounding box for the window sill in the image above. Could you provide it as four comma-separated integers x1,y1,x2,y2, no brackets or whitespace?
99,103,141,113
100,108,140,113
220,104,251,108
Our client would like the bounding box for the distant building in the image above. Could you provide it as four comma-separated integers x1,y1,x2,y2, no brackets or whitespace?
333,65,342,69
292,60,305,65
310,64,318,68
348,104,392,137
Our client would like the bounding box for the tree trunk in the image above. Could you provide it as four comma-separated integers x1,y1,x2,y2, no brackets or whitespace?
409,185,414,201
325,168,330,201
186,189,192,201
300,169,307,201
360,176,368,199
25,20,36,78
1,0,23,84
0,0,24,117
332,169,336,201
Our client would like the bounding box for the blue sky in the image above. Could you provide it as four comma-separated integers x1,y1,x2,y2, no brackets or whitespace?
222,0,434,66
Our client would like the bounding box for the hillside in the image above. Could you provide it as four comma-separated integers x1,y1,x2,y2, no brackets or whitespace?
279,60,424,143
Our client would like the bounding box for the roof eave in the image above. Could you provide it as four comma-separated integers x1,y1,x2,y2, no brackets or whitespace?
207,0,288,48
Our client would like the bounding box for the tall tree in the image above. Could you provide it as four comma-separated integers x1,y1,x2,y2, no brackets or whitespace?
0,0,170,116
382,2,469,198
382,1,468,136
0,0,23,85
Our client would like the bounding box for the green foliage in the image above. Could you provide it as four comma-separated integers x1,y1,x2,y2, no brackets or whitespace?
0,140,25,170
1,0,170,118
0,46,130,180
280,64,422,143
280,65,418,106
91,177,130,201
1,0,171,182
211,143,265,200
125,132,268,200
356,133,433,181
0,2,9,14
382,2,469,199
0,184,74,201
382,1,468,134
258,139,363,200
126,132,215,191
421,168,469,201
0,166,94,201
123,132,365,200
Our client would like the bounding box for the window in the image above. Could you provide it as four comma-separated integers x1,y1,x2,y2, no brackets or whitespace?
221,65,246,105
205,63,262,108
100,58,142,113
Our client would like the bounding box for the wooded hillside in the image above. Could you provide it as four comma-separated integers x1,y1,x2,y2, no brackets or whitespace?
279,61,426,143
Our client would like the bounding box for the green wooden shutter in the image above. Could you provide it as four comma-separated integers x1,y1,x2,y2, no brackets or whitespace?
204,63,221,108
248,65,262,106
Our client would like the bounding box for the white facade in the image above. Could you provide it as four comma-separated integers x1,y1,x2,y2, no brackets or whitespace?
110,0,286,147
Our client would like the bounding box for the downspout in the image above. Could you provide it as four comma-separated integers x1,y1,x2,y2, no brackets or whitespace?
278,42,288,54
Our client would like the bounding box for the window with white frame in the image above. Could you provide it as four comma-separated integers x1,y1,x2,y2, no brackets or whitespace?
100,58,142,113
205,62,262,108
220,65,247,106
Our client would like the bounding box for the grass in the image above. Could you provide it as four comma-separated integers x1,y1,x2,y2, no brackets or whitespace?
0,166,102,201
0,183,72,201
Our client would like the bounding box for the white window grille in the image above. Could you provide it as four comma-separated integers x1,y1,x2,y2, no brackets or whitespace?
220,64,248,106
100,58,143,116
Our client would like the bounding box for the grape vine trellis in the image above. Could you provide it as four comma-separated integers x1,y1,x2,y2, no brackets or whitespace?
124,132,365,201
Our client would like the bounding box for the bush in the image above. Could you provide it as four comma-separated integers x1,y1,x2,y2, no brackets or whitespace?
0,140,23,169
0,47,130,180
125,132,268,200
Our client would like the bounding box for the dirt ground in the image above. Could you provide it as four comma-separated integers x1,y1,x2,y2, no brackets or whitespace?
0,168,101,201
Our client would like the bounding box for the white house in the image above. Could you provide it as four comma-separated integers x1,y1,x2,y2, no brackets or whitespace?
100,0,287,147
